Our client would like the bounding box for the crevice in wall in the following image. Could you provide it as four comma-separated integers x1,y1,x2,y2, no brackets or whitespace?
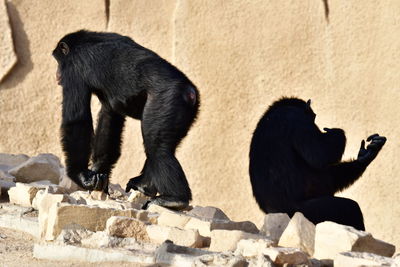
105,0,110,29
322,0,330,23
171,0,180,64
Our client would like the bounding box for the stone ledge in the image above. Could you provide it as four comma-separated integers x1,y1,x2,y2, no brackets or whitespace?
33,243,155,264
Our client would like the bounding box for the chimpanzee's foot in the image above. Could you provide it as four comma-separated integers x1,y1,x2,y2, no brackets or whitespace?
79,170,109,192
142,196,189,211
125,175,158,197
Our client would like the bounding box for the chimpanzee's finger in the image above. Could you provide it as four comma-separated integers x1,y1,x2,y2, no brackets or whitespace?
367,134,379,142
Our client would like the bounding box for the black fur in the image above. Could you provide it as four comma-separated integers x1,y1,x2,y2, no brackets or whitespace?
53,30,199,209
249,97,386,230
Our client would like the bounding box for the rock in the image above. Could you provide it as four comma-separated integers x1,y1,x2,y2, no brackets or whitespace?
185,217,259,237
334,251,396,267
127,190,150,207
8,182,41,207
157,210,192,228
278,212,315,255
81,231,157,250
0,153,29,170
147,224,203,248
260,213,290,241
56,224,94,245
69,190,90,204
44,203,139,240
187,206,230,221
106,216,150,242
0,179,16,193
58,168,82,193
0,0,17,82
33,243,155,264
0,205,39,238
69,190,142,211
209,229,263,252
30,180,67,194
57,227,157,251
36,189,70,239
9,153,61,184
0,169,15,182
107,183,128,200
235,238,275,257
146,203,178,214
314,221,396,259
155,241,215,266
195,253,248,267
90,190,107,201
262,247,310,266
247,254,275,267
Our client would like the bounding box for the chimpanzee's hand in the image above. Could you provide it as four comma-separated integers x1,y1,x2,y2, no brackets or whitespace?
357,134,386,165
323,128,345,135
78,170,109,192
125,175,157,197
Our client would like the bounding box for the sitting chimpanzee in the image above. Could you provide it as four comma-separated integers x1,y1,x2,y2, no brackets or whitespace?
53,30,199,210
249,97,386,230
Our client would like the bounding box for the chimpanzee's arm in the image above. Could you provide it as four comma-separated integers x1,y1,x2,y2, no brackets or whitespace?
91,107,125,175
329,134,386,192
60,78,93,188
293,127,346,169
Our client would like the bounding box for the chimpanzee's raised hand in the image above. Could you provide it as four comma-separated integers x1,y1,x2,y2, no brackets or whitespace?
78,170,109,192
357,134,386,165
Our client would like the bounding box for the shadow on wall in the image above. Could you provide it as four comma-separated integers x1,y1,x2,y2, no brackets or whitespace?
0,1,33,90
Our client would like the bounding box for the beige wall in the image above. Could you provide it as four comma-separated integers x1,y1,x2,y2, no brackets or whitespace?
1,0,399,248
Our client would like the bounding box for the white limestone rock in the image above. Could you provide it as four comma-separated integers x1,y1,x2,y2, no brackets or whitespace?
37,189,71,239
235,238,275,258
157,209,192,228
278,212,315,255
127,190,150,207
155,241,215,266
44,202,139,240
33,243,155,264
195,252,248,267
247,254,275,267
147,224,203,248
314,221,395,259
334,251,397,267
8,182,41,207
209,229,263,252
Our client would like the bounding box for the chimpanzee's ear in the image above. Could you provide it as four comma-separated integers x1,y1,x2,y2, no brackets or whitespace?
59,42,70,55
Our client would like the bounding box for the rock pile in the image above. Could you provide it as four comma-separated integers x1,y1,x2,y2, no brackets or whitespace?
0,153,398,266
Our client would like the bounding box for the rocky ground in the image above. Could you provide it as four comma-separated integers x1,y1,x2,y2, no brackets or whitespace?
0,153,399,267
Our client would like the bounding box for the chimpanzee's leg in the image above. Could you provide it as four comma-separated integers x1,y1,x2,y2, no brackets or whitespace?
297,196,365,230
126,87,198,210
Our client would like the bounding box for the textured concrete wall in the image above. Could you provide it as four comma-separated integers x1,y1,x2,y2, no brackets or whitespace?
0,0,399,248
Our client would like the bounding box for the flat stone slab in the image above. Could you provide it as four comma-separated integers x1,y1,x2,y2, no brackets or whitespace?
33,243,155,264
0,205,39,238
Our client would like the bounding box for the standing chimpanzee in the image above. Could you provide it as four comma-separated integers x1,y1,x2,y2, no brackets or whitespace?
249,97,386,230
52,30,199,210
